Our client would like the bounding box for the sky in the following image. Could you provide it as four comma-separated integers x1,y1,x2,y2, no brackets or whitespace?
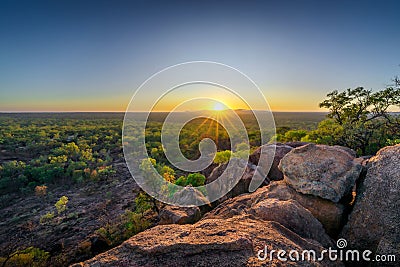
1,0,400,112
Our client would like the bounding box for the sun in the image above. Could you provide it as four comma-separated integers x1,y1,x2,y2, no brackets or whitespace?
213,102,225,111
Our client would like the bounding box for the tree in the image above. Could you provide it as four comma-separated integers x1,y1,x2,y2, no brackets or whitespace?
317,81,400,155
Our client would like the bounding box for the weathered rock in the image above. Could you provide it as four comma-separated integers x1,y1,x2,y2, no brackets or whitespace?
284,141,309,148
206,158,266,203
205,181,345,238
171,185,210,207
341,144,400,265
279,144,362,202
158,205,201,225
333,145,357,158
252,198,333,247
249,143,293,181
200,162,219,178
72,216,343,267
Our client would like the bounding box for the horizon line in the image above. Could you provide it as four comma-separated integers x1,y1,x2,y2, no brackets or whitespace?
0,110,329,113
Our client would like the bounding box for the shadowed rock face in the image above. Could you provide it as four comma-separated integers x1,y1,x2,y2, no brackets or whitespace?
249,143,293,181
206,158,266,204
279,144,362,202
341,144,400,266
71,216,342,267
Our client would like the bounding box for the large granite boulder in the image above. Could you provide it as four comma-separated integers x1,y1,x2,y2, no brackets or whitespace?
279,144,362,202
341,144,400,265
252,198,333,247
249,143,293,181
158,206,201,225
72,215,342,267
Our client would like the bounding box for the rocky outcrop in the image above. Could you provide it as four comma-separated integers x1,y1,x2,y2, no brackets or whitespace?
158,206,201,225
205,143,294,204
205,194,333,248
249,143,293,181
341,144,400,265
72,215,342,267
73,177,349,266
205,181,345,238
279,144,362,202
74,143,386,267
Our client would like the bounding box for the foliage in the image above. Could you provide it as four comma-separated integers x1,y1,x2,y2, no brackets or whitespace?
34,185,47,197
175,173,206,187
301,119,344,145
159,165,175,183
213,150,231,164
185,173,206,187
134,192,152,216
386,138,400,146
96,209,151,247
271,129,308,143
39,212,55,225
0,247,49,267
96,165,116,179
0,161,27,193
55,196,69,214
0,114,119,195
316,83,400,155
175,176,187,186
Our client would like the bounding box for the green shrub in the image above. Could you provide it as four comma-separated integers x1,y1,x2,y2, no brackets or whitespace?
55,196,68,214
175,176,187,186
134,192,152,216
213,150,231,164
39,212,54,225
0,247,49,267
186,173,206,187
96,210,150,246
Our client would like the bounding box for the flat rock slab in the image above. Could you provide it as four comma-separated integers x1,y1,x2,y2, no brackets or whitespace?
72,216,343,267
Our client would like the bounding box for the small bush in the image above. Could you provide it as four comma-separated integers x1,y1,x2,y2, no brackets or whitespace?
186,173,206,187
39,212,54,225
55,196,68,214
35,185,47,197
134,193,152,216
0,247,49,267
96,210,150,246
213,150,231,164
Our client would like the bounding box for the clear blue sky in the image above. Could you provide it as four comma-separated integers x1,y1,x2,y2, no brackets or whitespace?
1,0,399,111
